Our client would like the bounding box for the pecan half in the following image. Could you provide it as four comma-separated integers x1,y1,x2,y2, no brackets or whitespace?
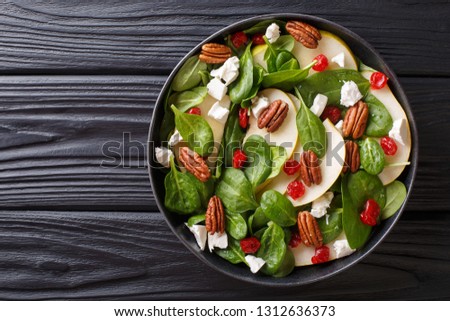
298,211,323,247
199,43,232,64
299,150,322,187
205,196,225,235
286,21,322,49
342,100,369,139
257,99,289,132
343,140,360,173
179,147,210,182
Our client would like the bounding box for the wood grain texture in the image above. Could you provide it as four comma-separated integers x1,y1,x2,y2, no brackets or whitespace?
0,0,449,76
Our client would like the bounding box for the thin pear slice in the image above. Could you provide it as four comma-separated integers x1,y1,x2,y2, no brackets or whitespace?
252,44,268,70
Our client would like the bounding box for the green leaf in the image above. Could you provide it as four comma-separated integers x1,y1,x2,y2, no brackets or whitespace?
226,211,248,240
317,209,343,244
360,138,386,175
168,86,207,112
241,66,265,108
272,249,295,278
243,135,272,189
257,222,286,275
215,236,246,264
223,104,246,167
275,50,299,71
268,146,288,179
272,35,295,52
186,173,214,208
242,20,286,35
381,181,407,220
171,105,214,156
365,93,394,137
347,170,386,209
171,55,207,92
248,207,269,235
198,69,211,86
229,43,253,104
260,190,297,227
215,168,259,213
187,214,206,227
262,61,314,91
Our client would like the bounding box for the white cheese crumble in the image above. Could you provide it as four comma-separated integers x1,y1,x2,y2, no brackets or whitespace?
168,129,183,147
311,192,334,218
310,94,328,117
389,118,407,146
331,52,345,68
335,120,344,136
333,239,356,259
210,56,240,86
208,96,231,124
245,255,266,274
251,96,270,119
207,77,227,101
185,224,207,251
340,81,363,107
208,232,228,252
265,23,280,44
155,147,173,168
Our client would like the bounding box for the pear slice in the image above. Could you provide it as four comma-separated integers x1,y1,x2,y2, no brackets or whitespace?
252,44,267,70
361,71,412,185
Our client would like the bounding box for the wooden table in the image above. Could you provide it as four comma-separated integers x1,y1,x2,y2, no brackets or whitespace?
0,1,449,300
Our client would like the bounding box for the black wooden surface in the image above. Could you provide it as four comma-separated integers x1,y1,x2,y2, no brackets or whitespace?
0,0,449,300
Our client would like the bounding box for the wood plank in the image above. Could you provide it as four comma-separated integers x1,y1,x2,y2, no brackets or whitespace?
0,210,448,300
0,1,449,76
0,75,448,211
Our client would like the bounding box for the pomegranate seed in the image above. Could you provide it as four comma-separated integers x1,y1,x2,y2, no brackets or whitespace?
239,107,249,129
287,180,305,200
320,105,341,124
240,237,261,254
380,136,398,156
370,71,388,89
311,246,330,264
252,33,265,45
231,31,248,49
289,231,302,248
312,54,328,72
360,199,381,226
187,107,201,115
283,159,301,175
233,149,247,169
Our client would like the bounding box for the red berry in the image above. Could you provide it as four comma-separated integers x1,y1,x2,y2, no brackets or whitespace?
360,199,381,226
239,107,249,129
286,180,305,200
380,136,398,156
283,159,301,175
252,33,265,45
312,54,329,72
289,231,302,248
311,246,330,264
370,71,388,89
240,237,261,254
187,107,201,115
233,149,247,169
231,31,248,49
320,105,341,124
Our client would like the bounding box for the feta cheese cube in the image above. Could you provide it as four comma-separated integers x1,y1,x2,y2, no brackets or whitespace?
331,52,345,68
340,81,363,107
207,77,227,101
389,118,407,146
335,120,344,136
155,147,173,168
311,192,334,218
310,94,328,117
208,99,230,124
186,224,207,251
210,56,240,86
251,96,270,119
333,239,356,259
168,129,183,147
208,232,228,252
265,23,280,44
245,255,266,274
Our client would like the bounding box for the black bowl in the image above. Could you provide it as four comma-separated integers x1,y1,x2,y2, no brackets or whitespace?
148,13,418,286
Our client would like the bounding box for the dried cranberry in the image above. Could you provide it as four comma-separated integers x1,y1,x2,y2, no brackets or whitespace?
289,231,302,248
187,107,201,115
360,199,381,226
231,31,248,49
312,54,328,72
283,159,301,175
286,180,305,200
370,71,388,89
252,33,265,45
239,107,249,129
320,105,341,124
311,246,330,264
380,136,398,156
232,149,247,169
240,237,261,254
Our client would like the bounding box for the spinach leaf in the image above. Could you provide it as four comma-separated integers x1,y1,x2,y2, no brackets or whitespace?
365,93,393,137
275,50,299,71
215,168,259,213
254,226,268,239
215,236,246,264
317,209,343,244
295,92,327,158
298,69,370,107
263,36,278,73
187,213,206,227
260,190,297,227
229,43,253,104
164,156,201,215
272,249,295,278
248,207,270,234
243,135,272,189
347,170,386,209
160,88,175,141
168,86,207,112
198,69,211,86
171,55,207,92
223,104,246,167
171,105,214,156
243,20,286,35
360,138,385,175
241,65,265,107
257,222,286,275
261,61,315,91
272,35,295,52
381,180,407,220
186,173,214,208
226,211,248,240
268,146,288,179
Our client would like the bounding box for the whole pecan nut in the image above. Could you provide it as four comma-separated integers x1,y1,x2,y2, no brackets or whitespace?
257,99,289,132
205,196,225,235
299,150,322,187
343,140,360,173
286,20,322,49
179,147,210,182
298,211,323,247
199,43,232,64
342,100,369,139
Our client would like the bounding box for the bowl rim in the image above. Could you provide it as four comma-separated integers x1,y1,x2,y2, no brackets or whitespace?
147,13,419,287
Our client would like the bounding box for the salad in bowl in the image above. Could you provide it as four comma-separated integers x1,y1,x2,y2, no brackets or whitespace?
149,15,416,283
